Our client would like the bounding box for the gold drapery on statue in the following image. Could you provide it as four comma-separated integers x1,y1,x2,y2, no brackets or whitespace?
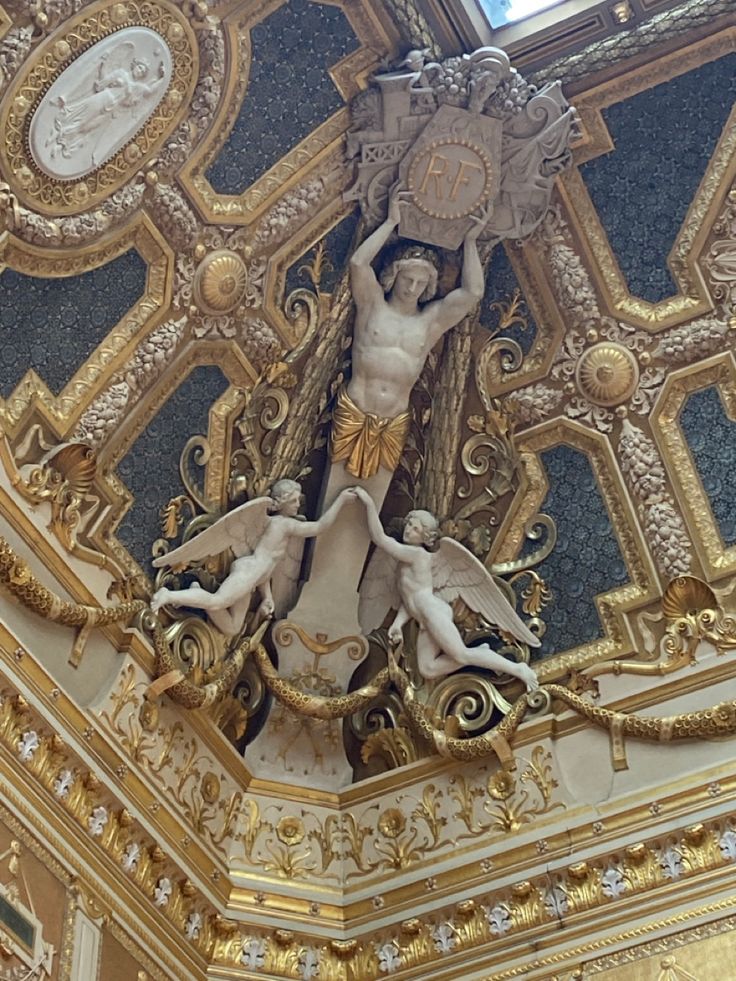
329,386,410,479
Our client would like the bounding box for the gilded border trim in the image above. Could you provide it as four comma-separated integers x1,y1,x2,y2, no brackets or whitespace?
494,419,656,681
652,352,736,581
0,216,172,436
562,28,736,331
179,0,392,225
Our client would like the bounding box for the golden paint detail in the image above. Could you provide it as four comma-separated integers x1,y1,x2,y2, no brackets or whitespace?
4,438,98,559
193,250,248,314
146,616,259,710
3,611,736,975
0,220,171,435
652,356,736,579
0,759,206,980
564,30,736,330
576,342,640,407
180,0,391,223
209,814,736,977
506,420,655,682
98,661,245,858
0,535,144,666
0,675,221,969
252,642,390,720
0,1,198,215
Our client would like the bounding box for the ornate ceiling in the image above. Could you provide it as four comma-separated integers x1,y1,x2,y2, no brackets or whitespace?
0,0,736,978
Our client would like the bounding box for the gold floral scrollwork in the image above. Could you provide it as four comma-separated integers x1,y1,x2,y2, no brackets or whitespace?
14,441,97,553
229,364,296,501
144,616,268,711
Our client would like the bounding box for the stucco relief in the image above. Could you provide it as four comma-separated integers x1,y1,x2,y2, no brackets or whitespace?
28,28,172,181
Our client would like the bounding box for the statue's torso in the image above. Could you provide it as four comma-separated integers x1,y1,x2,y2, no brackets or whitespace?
350,299,433,418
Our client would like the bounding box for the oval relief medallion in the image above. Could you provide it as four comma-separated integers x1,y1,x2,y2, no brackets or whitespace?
1,1,197,213
29,28,173,181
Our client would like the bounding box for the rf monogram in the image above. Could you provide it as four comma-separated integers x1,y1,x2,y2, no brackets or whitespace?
417,151,485,201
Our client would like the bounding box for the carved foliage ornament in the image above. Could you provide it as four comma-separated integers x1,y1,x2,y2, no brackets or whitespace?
1,2,198,213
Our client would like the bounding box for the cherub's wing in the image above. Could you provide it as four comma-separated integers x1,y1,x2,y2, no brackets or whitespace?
358,547,399,635
432,538,540,647
271,533,304,618
152,498,271,569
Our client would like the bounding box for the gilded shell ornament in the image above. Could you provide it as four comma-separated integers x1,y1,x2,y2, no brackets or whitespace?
194,250,248,314
575,342,639,407
662,576,717,620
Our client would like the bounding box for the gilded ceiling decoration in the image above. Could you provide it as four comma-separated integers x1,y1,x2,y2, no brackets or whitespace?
0,0,735,977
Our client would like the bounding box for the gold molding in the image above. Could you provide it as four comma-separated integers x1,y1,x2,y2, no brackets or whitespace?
0,0,199,215
494,419,656,681
179,0,392,225
264,193,354,341
0,217,172,436
652,352,736,581
562,28,736,331
477,238,568,395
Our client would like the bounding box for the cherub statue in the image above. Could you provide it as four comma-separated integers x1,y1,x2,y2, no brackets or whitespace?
355,488,540,689
150,481,355,636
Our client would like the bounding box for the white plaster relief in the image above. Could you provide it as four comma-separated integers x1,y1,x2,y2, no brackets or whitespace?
29,28,172,180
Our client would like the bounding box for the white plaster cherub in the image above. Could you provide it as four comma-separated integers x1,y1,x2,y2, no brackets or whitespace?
355,487,540,689
150,480,354,636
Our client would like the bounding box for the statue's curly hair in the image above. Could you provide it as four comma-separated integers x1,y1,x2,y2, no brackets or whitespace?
379,244,440,303
405,509,440,547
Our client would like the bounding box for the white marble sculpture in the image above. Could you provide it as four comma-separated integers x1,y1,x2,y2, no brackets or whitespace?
29,28,171,180
151,481,355,636
330,182,486,480
355,487,540,689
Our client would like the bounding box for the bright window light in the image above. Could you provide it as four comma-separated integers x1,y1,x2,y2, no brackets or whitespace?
483,0,568,27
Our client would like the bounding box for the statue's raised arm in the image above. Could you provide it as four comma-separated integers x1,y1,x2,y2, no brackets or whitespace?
348,184,408,308
422,209,486,346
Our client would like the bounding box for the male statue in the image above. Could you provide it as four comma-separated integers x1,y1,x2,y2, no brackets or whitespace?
329,185,486,480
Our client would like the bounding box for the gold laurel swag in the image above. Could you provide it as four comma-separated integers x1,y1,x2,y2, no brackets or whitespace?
384,648,736,769
0,535,144,666
145,618,267,711
251,642,391,721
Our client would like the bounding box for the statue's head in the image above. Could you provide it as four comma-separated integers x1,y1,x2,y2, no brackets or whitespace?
403,509,439,547
270,479,302,515
131,58,150,80
380,245,439,305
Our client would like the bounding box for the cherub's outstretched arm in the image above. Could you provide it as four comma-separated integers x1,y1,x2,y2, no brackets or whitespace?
354,488,415,562
287,487,355,539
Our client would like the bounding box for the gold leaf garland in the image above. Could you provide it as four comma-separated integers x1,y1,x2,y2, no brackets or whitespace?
0,535,144,666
